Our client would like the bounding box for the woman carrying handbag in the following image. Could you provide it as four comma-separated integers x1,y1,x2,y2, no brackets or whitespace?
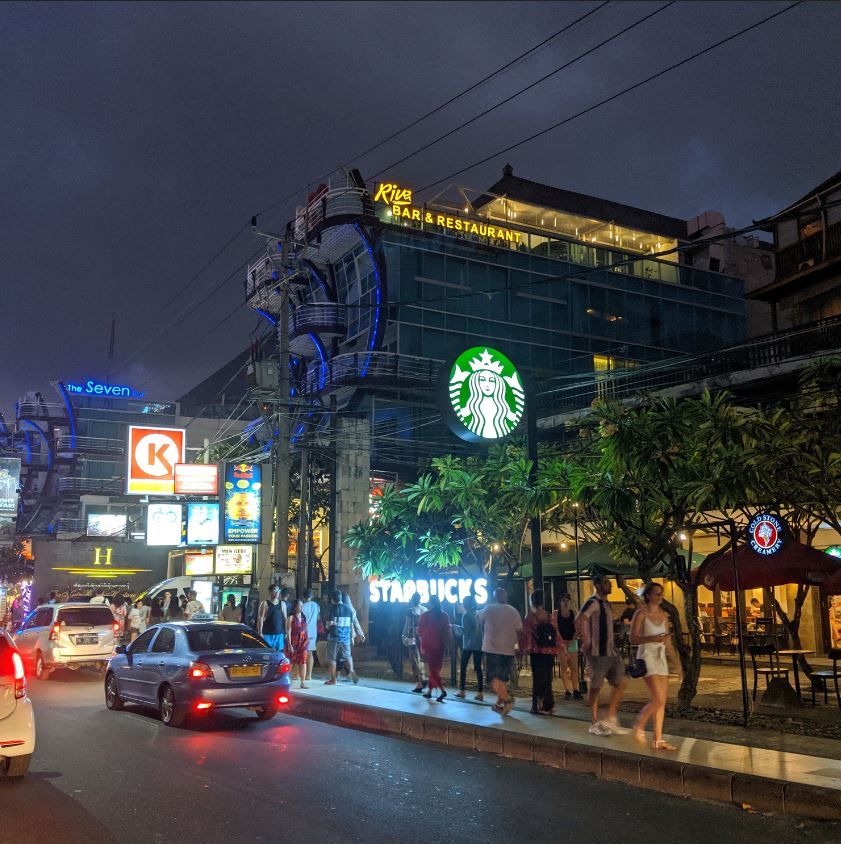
629,583,677,751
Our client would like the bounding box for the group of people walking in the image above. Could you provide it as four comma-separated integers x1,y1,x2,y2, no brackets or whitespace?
401,574,679,751
256,585,365,689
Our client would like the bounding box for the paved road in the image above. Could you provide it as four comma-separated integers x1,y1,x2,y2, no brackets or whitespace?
2,669,836,843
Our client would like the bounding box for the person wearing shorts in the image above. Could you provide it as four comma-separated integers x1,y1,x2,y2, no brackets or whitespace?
576,575,628,737
325,590,357,685
477,588,522,715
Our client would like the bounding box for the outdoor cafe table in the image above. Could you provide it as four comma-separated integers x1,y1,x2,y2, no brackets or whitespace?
777,649,814,699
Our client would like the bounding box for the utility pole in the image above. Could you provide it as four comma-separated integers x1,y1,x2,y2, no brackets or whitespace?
296,421,310,597
274,263,291,575
327,393,338,595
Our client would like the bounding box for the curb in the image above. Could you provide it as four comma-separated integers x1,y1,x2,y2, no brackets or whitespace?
290,696,841,822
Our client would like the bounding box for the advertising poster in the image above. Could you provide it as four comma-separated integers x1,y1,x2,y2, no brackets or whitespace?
174,463,219,495
0,457,21,516
186,501,220,546
185,551,214,576
223,464,262,543
215,545,254,575
86,513,128,537
146,502,183,546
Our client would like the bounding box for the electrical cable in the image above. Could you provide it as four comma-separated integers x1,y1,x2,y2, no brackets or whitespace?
371,1,674,180
416,2,804,194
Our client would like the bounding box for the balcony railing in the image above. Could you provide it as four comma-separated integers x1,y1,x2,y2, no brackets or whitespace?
294,184,373,242
55,435,125,454
290,303,347,338
58,477,124,496
303,352,441,395
776,220,841,279
536,314,841,417
15,401,67,420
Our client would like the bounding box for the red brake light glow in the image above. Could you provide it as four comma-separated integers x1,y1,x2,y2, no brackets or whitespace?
194,702,213,711
188,662,213,680
277,694,290,705
49,622,61,641
113,621,121,636
11,651,25,699
276,662,291,676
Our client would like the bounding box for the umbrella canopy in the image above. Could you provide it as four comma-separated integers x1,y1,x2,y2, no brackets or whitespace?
695,541,841,592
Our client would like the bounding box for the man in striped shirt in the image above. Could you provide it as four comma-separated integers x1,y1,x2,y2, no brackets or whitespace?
325,590,358,685
576,575,628,737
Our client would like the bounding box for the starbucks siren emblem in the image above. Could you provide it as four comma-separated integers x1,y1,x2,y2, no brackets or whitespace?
448,347,525,439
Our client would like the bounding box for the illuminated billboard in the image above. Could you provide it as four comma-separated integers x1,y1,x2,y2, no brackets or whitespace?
174,463,219,495
86,513,128,538
186,502,220,546
126,426,185,495
215,545,254,575
223,464,262,543
146,502,183,546
185,551,214,576
0,457,21,517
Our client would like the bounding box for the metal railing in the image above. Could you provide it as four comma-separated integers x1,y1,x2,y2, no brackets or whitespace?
536,314,841,416
776,220,841,279
57,477,124,495
303,352,441,395
15,401,67,419
290,303,347,337
55,517,85,532
294,183,372,242
55,435,125,454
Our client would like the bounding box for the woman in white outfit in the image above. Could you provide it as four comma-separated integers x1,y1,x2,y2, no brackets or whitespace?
630,583,677,751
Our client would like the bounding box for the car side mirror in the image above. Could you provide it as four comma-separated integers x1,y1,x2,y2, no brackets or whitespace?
115,645,127,655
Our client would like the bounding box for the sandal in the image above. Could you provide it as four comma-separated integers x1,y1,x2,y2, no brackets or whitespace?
652,740,677,752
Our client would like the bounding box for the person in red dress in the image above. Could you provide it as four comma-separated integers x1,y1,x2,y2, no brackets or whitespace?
417,595,451,702
286,599,310,688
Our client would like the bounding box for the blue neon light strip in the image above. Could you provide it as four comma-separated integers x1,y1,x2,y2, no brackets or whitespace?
56,382,77,449
255,308,277,326
353,224,383,377
20,420,52,470
308,333,328,390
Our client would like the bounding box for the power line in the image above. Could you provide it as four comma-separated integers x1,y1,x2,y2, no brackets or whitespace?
416,2,804,194
371,1,674,180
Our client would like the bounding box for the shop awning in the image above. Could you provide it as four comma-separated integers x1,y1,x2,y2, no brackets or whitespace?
695,541,841,592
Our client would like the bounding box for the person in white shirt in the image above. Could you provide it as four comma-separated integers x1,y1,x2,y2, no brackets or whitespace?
301,589,321,681
89,588,109,605
184,590,205,619
476,588,523,715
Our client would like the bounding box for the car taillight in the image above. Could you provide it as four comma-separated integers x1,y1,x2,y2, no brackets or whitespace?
11,651,25,699
194,702,213,711
277,694,290,705
188,661,213,680
112,621,120,636
276,661,291,677
49,622,62,641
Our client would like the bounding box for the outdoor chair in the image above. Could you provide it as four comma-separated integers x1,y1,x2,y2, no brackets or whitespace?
807,648,841,709
748,644,789,701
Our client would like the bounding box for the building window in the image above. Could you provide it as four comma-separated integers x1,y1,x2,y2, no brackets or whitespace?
593,355,637,401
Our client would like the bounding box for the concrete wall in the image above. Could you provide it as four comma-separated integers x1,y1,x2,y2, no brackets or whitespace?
335,416,371,631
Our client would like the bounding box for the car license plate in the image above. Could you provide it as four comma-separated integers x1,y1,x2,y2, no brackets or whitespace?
75,636,98,645
229,665,261,678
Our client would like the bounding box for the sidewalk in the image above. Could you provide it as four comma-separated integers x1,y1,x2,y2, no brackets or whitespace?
289,676,841,822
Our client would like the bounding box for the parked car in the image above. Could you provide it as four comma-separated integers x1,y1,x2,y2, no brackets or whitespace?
104,622,292,727
14,603,119,679
0,629,35,777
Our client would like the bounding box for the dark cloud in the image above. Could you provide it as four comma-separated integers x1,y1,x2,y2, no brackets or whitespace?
1,1,838,414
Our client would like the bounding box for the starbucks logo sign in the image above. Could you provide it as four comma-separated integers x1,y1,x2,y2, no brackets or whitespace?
442,347,525,442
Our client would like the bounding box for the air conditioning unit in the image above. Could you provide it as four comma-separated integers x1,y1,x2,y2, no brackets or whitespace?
798,258,816,272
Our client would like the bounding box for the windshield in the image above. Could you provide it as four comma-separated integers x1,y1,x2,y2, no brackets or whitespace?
57,607,115,627
187,627,268,652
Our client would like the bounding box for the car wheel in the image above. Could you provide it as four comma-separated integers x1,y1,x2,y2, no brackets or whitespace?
35,652,50,681
5,755,31,778
159,686,185,728
104,673,124,710
256,705,278,721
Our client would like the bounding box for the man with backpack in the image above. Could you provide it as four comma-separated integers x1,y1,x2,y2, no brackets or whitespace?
520,589,560,715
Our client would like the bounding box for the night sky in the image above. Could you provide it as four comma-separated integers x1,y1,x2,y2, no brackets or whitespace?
2,1,839,414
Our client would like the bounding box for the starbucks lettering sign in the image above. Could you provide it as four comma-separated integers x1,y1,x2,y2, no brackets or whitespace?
440,346,525,442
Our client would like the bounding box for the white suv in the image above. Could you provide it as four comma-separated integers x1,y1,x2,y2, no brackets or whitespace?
14,603,118,679
0,629,35,777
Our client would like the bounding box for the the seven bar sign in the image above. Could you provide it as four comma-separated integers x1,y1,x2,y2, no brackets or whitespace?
126,426,186,495
174,463,219,495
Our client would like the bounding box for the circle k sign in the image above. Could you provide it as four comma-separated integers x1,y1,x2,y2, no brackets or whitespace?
748,513,785,556
127,426,185,495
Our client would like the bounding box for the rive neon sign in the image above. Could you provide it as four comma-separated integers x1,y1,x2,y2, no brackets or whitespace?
369,577,489,605
65,379,144,398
